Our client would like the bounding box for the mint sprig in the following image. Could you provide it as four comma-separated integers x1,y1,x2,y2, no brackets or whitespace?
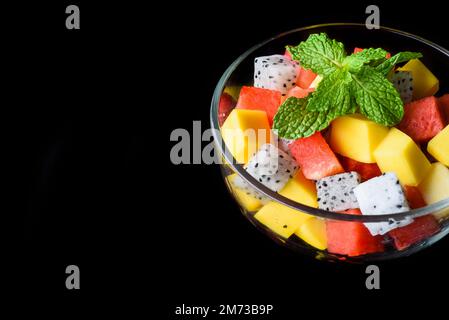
274,33,422,139
351,67,404,125
273,97,331,139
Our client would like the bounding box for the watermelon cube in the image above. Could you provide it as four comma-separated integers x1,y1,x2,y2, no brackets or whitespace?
326,209,385,256
338,155,382,181
439,94,449,124
296,66,317,89
397,96,445,143
218,92,236,126
289,132,344,180
236,86,281,125
403,185,427,209
388,215,440,250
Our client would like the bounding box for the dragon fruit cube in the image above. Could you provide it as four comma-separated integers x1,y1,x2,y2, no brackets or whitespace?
354,172,413,236
316,172,361,211
254,55,299,96
242,143,298,193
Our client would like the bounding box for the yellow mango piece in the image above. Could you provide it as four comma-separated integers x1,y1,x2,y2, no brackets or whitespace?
221,109,272,164
330,114,389,163
398,59,439,99
428,125,449,167
255,202,312,238
374,128,431,186
294,218,327,250
279,171,317,207
418,163,449,219
226,174,263,212
255,171,317,238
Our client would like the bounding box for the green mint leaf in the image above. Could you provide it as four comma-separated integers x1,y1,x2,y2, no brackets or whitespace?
287,33,346,76
351,67,404,126
306,69,357,118
344,48,388,72
376,51,423,75
273,97,332,139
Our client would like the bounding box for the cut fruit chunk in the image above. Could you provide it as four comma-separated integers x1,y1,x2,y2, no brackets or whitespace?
418,162,449,219
388,215,440,250
218,93,236,126
338,156,382,181
295,218,327,250
316,172,360,212
279,171,318,208
244,143,298,193
254,202,312,238
330,114,389,163
373,128,432,186
439,94,449,123
353,172,413,236
427,125,449,167
289,132,344,180
296,66,317,89
397,96,445,143
404,186,427,209
326,209,384,256
236,86,281,125
221,109,272,164
398,59,439,99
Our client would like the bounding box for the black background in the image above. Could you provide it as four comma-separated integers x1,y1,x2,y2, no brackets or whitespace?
7,0,449,315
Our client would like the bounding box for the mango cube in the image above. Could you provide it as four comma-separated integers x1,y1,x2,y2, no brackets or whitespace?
279,171,318,207
418,163,449,219
374,128,431,186
398,59,439,99
330,114,389,163
254,202,312,238
428,125,449,167
227,174,263,212
221,109,272,163
294,218,327,250
254,171,317,238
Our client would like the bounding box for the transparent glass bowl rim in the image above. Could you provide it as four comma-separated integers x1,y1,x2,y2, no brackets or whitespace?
210,22,449,222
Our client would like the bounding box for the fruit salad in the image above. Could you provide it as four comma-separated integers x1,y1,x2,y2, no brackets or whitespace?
219,33,449,257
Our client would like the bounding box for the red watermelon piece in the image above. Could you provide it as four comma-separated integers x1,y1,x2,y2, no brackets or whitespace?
353,47,391,59
404,186,427,209
284,49,292,60
439,94,449,124
388,215,440,250
296,66,317,89
338,156,382,181
326,209,385,256
280,86,314,103
397,96,445,143
218,93,236,126
236,86,281,125
289,132,344,180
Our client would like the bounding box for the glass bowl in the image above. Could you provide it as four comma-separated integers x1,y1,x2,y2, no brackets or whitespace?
210,23,449,262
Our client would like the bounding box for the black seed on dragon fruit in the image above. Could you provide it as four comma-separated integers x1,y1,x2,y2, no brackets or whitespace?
389,71,414,103
353,172,413,236
316,172,361,212
254,55,299,95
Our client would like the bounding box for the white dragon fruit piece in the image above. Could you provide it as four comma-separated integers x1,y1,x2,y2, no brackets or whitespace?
354,172,413,236
389,71,413,103
316,172,361,212
254,55,299,96
234,143,298,195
